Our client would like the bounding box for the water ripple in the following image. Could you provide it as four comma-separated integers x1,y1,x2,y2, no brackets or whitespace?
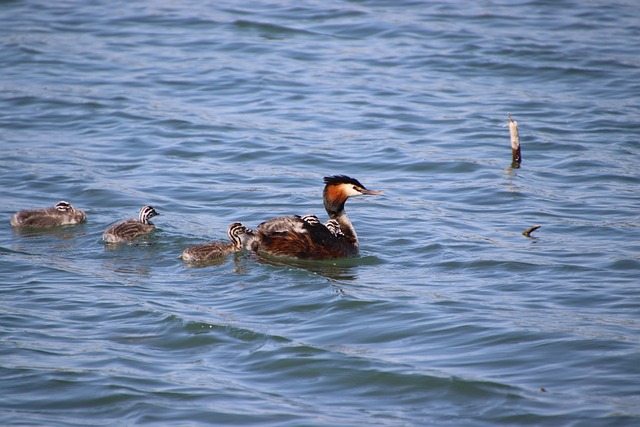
2,0,640,425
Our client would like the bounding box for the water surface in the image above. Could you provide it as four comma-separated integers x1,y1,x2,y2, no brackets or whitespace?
1,1,639,425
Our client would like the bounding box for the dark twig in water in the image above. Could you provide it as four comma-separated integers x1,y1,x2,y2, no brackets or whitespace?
522,225,541,238
508,113,521,168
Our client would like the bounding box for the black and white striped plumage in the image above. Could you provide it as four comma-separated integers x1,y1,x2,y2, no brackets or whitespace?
324,219,345,237
102,205,159,243
180,222,250,262
10,201,86,227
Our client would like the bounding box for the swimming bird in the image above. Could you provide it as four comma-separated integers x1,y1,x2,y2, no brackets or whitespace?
102,205,159,243
240,175,383,260
180,222,250,262
10,201,86,227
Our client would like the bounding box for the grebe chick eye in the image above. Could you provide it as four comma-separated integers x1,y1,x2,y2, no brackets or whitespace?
102,205,159,243
10,201,86,227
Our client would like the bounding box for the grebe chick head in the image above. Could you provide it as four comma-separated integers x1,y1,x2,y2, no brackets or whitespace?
301,214,321,226
324,219,344,237
323,175,383,216
139,205,159,224
55,201,74,212
227,222,250,250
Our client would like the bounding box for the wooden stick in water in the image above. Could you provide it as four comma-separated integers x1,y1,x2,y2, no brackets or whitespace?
522,224,541,238
508,113,521,167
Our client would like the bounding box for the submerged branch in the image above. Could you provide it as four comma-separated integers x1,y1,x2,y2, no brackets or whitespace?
522,224,541,238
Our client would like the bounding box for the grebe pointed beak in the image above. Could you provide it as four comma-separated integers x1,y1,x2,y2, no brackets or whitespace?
360,188,384,196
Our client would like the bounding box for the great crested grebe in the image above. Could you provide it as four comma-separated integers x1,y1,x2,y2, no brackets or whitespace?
239,175,383,260
10,201,86,227
180,222,250,262
102,205,159,243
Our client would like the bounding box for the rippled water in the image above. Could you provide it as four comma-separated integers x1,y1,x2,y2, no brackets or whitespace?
2,0,639,425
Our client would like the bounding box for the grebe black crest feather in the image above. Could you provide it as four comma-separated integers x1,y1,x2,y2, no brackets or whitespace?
237,175,383,260
323,175,366,187
10,201,86,227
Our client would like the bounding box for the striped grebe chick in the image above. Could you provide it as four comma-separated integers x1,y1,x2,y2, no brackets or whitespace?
10,201,86,227
180,222,250,262
102,205,159,243
324,219,345,237
239,175,383,260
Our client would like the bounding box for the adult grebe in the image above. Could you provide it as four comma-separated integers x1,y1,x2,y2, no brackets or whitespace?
10,201,86,227
180,222,250,262
102,205,159,243
240,175,383,260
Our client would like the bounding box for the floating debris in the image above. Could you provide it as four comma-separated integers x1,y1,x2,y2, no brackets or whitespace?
522,225,541,238
508,113,521,168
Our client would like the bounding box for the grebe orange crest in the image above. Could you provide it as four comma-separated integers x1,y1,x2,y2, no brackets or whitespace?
10,201,86,227
236,175,383,260
102,205,159,243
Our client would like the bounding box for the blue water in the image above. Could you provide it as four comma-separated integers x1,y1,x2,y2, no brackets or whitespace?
2,0,640,425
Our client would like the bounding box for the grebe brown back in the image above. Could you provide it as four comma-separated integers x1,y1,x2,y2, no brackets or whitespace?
180,222,250,262
10,201,86,227
239,175,383,260
102,205,159,243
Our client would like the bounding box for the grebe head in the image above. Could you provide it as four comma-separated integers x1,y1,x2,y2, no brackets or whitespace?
55,201,73,212
323,175,383,216
301,214,321,226
139,205,159,224
325,219,345,237
227,222,249,250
